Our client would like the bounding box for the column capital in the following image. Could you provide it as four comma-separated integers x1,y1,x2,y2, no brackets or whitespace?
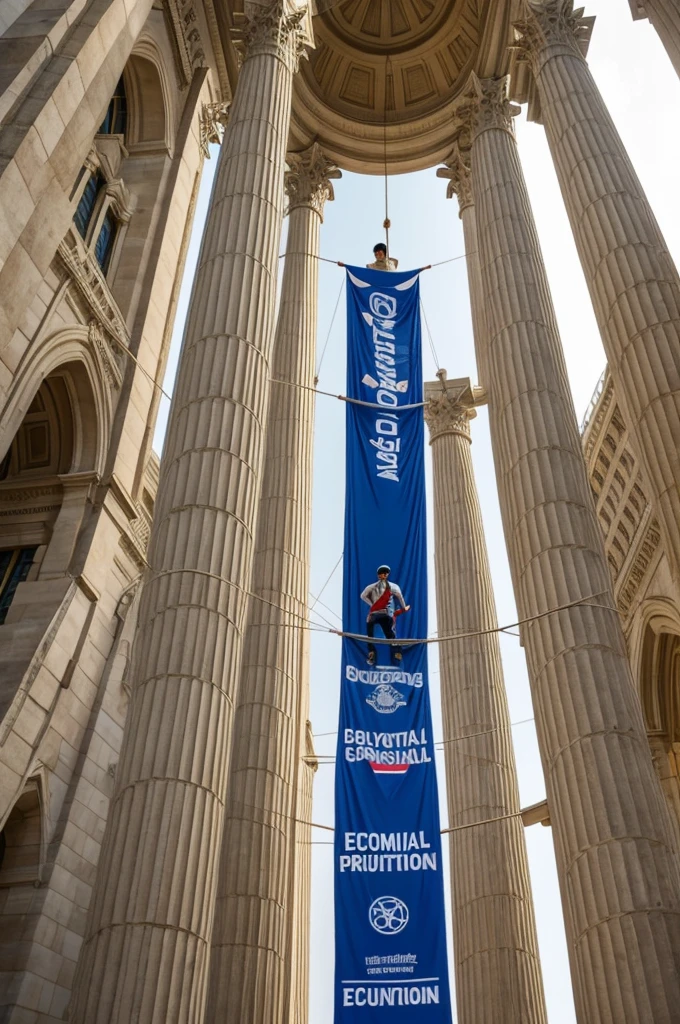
453,73,520,144
199,101,230,157
285,143,341,220
512,0,595,75
437,140,473,215
424,374,485,443
241,1,311,73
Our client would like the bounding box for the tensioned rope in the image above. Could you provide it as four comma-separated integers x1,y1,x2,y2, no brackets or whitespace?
315,276,345,382
278,251,471,269
330,590,614,646
112,253,467,400
419,297,441,371
312,715,536,748
142,565,614,652
226,791,533,843
383,55,392,260
310,552,343,614
270,375,428,409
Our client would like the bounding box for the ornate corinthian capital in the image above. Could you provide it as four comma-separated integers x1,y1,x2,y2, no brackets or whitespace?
241,1,310,73
199,101,230,157
436,140,473,214
453,73,520,143
285,143,341,219
512,0,595,73
423,375,481,443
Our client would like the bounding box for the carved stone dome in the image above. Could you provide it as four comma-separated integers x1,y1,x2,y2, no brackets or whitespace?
290,0,508,173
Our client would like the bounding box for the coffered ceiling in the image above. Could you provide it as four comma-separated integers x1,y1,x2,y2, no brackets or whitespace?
290,0,512,173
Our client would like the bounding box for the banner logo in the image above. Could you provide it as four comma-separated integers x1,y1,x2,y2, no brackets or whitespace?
369,896,410,936
366,684,407,714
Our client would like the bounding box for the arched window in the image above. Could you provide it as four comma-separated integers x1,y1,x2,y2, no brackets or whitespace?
73,170,105,239
99,75,128,137
0,781,42,886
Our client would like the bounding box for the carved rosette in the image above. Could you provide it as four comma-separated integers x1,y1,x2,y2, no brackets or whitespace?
241,1,310,74
199,101,231,157
454,73,520,144
512,0,595,74
424,394,476,443
284,143,341,219
436,139,473,214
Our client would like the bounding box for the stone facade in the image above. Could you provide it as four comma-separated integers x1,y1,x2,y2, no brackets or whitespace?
1,1,680,1023
0,1,225,1019
583,371,680,845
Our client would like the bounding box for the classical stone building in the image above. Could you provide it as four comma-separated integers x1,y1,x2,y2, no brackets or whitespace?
1,1,680,1023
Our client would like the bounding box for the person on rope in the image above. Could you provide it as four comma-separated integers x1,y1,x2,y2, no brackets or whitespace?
367,243,399,272
361,565,410,666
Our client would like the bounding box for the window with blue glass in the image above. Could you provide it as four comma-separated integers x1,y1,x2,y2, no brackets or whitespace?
0,548,37,625
94,211,118,274
73,171,104,239
99,76,127,137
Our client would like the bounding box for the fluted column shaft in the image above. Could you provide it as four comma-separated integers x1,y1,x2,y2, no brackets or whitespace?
438,149,489,387
207,144,336,1023
70,6,308,1022
641,0,680,78
515,0,680,582
424,379,547,1024
462,72,680,1023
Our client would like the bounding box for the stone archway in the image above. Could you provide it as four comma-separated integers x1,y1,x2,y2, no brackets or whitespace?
0,357,103,716
640,618,680,838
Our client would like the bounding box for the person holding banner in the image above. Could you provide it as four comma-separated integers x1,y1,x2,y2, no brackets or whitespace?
361,564,410,665
366,242,399,271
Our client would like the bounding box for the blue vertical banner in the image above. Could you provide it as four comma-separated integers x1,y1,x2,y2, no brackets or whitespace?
334,266,452,1021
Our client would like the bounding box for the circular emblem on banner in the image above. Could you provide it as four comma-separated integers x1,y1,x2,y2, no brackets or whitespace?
366,684,407,714
368,896,409,936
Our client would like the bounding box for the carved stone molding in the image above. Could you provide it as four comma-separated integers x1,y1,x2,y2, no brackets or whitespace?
199,101,230,157
512,0,595,75
0,479,61,520
453,73,520,144
240,1,310,73
57,232,130,353
164,0,207,85
423,374,481,443
616,518,661,618
115,578,141,622
88,320,123,390
436,139,473,213
105,179,137,223
284,142,341,219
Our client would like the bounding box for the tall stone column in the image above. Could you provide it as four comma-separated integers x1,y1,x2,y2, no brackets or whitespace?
70,5,310,1022
514,0,680,583
437,145,489,387
206,143,338,1023
458,72,680,1022
424,375,547,1024
634,0,680,79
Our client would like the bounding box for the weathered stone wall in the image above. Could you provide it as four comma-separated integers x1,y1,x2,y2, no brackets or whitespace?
0,0,224,1017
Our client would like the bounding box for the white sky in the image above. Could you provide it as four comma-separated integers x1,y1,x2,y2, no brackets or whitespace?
153,4,680,1019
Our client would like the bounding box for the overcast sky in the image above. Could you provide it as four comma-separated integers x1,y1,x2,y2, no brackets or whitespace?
153,3,680,1019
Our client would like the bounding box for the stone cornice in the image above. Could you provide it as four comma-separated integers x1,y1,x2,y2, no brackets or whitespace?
423,374,484,443
512,0,595,77
436,139,473,214
453,73,520,144
240,1,310,73
284,142,341,219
